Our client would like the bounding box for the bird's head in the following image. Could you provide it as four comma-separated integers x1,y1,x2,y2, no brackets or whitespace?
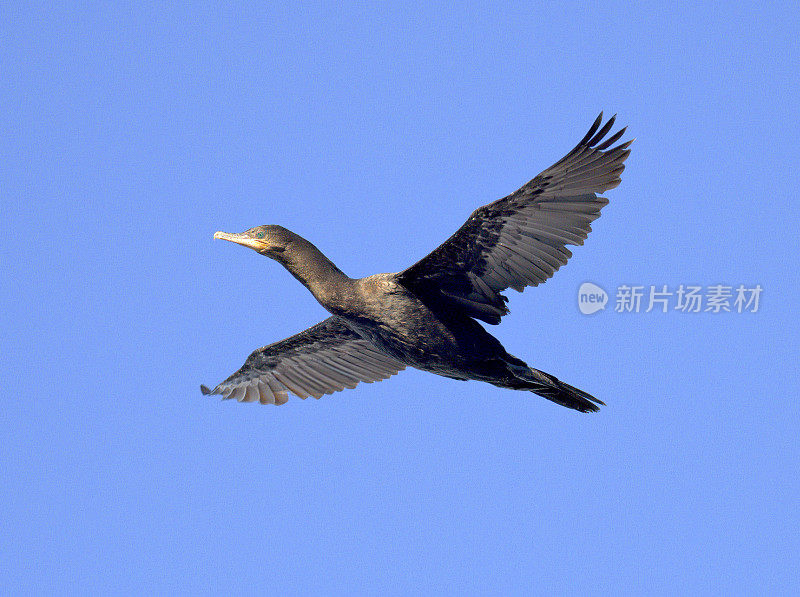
213,225,295,258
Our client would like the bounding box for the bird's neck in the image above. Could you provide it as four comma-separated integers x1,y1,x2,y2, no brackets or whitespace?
277,237,355,311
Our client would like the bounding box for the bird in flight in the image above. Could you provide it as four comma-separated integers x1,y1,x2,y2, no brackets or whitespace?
202,114,631,412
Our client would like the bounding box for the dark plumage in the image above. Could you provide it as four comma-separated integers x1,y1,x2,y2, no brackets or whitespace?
202,114,632,412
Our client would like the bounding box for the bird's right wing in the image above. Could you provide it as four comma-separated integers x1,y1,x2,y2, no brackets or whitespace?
396,113,631,324
201,317,406,404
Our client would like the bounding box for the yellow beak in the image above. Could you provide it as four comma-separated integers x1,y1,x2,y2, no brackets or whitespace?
213,231,265,251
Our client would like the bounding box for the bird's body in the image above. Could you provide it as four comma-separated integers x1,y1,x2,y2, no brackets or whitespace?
203,114,632,412
327,274,509,379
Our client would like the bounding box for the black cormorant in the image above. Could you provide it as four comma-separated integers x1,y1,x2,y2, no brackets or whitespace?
202,114,631,412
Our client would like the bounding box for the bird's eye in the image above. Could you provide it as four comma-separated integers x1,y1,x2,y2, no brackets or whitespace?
257,232,265,239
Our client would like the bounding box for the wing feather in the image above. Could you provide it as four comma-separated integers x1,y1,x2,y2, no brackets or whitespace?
396,113,631,324
201,317,406,405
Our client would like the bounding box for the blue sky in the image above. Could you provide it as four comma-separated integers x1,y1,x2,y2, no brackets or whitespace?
2,2,798,594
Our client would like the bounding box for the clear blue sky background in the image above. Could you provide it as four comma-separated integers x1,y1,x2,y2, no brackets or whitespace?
2,2,798,594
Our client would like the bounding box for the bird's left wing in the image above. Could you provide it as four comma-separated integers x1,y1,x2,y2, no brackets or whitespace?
396,113,631,324
201,316,406,404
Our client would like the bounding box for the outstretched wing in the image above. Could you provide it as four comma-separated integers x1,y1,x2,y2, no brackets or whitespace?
201,317,406,404
396,113,632,324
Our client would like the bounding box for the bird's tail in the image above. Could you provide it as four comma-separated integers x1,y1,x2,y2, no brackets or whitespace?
508,363,605,413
